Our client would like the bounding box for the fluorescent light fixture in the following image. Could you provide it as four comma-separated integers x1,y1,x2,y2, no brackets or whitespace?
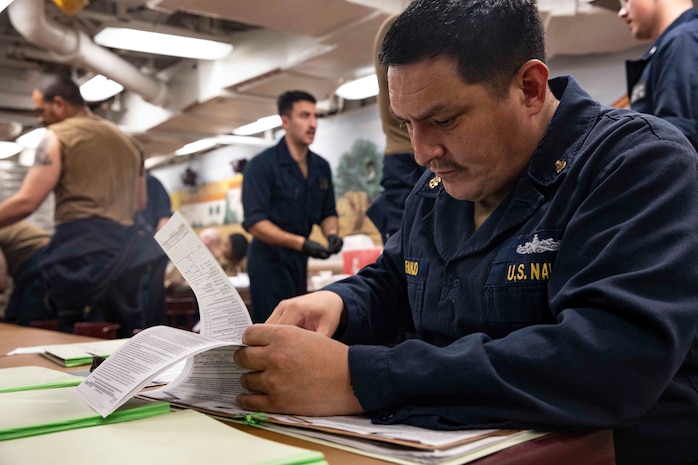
80,75,124,102
16,127,47,148
0,0,14,14
175,138,218,156
0,141,23,159
233,115,282,136
214,134,274,147
173,134,273,158
335,74,379,100
94,27,233,60
144,154,174,170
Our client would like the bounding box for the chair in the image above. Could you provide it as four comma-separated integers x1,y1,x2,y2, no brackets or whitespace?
73,322,121,339
165,296,197,331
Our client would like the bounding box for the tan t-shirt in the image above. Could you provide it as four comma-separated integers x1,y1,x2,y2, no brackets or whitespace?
0,221,50,277
374,15,413,155
50,115,144,226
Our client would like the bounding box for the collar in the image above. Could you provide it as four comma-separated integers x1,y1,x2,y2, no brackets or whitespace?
525,75,600,187
642,8,698,60
276,136,296,166
276,135,314,167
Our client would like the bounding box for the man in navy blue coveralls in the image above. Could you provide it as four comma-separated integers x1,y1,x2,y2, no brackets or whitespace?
242,90,342,323
619,0,698,150
234,2,698,464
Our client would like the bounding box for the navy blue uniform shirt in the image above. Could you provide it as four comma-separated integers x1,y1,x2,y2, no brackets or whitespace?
626,8,698,150
242,136,337,321
327,76,698,465
242,136,337,237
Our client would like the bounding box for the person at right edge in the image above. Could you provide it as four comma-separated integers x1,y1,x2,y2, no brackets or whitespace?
619,0,698,150
233,2,698,464
366,14,426,244
241,90,342,323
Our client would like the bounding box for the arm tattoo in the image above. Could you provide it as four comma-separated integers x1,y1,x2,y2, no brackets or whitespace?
34,137,53,167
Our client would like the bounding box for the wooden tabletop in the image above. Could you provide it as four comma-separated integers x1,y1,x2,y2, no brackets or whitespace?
0,323,393,465
0,323,614,465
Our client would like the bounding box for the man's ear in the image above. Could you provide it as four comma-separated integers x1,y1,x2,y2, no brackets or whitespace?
52,96,68,115
516,59,549,116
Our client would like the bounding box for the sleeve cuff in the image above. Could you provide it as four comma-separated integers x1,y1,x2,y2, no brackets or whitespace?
348,344,400,414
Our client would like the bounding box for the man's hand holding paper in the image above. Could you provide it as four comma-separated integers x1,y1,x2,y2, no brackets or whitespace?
265,290,345,336
234,324,362,416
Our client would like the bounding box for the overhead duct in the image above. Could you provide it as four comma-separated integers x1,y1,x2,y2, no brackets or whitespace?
8,0,169,107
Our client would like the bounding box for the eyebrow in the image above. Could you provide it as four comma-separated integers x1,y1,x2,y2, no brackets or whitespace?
391,102,457,123
389,107,404,123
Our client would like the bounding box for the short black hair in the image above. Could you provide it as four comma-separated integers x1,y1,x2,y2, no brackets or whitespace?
228,233,249,261
37,74,86,106
277,90,316,117
379,0,546,98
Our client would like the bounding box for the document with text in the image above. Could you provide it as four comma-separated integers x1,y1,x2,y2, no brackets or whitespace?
76,211,253,418
74,212,546,465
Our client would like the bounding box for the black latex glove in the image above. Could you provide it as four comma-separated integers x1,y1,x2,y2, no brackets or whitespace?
327,234,343,254
302,239,331,259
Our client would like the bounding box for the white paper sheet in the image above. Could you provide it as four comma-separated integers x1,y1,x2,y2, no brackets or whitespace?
154,211,252,341
76,212,253,418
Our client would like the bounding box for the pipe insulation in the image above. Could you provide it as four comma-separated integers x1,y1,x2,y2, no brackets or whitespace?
8,0,169,106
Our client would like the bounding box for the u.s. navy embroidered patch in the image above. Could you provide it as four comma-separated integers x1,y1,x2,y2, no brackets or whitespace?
486,231,562,285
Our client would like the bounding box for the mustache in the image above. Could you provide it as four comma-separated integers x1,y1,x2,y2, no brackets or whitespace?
428,161,458,172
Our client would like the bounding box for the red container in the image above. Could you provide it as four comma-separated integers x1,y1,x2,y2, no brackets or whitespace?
342,248,383,274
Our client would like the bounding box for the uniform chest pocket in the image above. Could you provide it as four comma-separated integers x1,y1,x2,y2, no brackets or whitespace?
306,184,325,225
272,185,304,226
484,283,553,325
484,231,561,325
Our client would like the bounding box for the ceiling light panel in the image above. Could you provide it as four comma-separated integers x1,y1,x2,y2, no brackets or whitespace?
94,27,233,60
335,74,378,100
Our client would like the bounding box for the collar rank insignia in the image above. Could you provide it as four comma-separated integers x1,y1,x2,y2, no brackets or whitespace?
429,175,442,189
554,160,566,174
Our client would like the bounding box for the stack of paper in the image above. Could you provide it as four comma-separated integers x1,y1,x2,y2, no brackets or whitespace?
0,366,83,392
40,338,129,367
0,386,170,441
155,400,548,465
253,420,546,465
0,409,327,465
0,364,327,465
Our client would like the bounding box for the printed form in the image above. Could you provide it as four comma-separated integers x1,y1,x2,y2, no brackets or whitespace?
74,212,542,460
76,211,253,418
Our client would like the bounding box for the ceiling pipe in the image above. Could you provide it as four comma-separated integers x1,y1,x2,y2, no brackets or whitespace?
8,0,169,107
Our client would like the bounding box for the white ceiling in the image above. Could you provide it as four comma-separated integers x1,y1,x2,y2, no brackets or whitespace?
0,0,687,165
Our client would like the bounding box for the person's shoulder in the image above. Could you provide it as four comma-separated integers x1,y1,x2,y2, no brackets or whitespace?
251,144,278,162
311,150,332,167
659,12,698,47
596,107,697,158
243,148,277,178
